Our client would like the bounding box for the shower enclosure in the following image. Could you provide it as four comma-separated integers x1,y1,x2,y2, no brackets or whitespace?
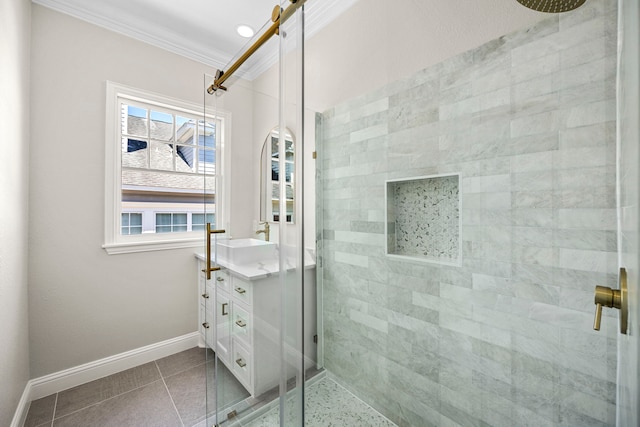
199,0,639,425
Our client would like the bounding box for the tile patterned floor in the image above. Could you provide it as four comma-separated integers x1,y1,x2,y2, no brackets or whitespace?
24,348,249,427
24,349,395,427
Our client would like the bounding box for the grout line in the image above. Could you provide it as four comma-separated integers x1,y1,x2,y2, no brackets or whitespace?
159,360,208,381
51,380,164,421
157,361,185,427
159,357,210,381
47,349,203,425
50,393,58,427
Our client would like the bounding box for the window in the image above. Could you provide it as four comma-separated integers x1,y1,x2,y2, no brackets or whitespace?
269,132,294,223
104,82,229,254
192,213,216,231
156,213,188,233
121,213,142,235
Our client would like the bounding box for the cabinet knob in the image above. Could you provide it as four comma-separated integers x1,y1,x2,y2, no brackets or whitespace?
202,322,210,329
235,358,246,368
235,319,247,328
235,287,246,295
222,302,228,316
217,277,224,282
201,293,209,299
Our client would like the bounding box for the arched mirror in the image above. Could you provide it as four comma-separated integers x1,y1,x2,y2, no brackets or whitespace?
260,128,295,223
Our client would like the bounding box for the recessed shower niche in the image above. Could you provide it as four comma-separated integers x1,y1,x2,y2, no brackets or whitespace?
386,173,461,265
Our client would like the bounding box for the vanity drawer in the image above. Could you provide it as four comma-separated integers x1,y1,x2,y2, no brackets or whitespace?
232,341,252,388
216,291,231,364
215,269,230,293
232,304,252,347
232,277,253,307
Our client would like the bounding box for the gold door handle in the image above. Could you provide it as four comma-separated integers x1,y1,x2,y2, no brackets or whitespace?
593,267,628,334
202,223,224,280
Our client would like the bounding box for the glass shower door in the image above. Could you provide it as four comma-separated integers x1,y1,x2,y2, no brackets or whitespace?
616,0,640,424
201,1,309,425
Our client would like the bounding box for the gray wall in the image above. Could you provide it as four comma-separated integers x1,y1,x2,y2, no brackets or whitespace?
0,0,31,423
319,2,619,426
29,5,256,378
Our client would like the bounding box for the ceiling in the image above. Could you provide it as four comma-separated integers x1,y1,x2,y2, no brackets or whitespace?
32,0,358,80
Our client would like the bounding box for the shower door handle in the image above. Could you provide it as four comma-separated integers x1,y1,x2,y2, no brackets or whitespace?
593,267,628,334
202,223,224,280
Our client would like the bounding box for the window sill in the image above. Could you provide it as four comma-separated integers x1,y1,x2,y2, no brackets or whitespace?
103,237,203,255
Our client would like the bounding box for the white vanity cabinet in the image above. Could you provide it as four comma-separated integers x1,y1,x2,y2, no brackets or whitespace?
197,258,316,397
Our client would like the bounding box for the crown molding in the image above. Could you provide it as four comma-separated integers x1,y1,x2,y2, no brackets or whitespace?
32,0,359,80
32,0,233,72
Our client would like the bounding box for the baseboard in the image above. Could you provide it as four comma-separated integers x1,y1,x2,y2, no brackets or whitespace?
9,382,32,427
28,331,200,401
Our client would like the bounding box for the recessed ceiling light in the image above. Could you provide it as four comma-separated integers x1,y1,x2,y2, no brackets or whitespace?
236,25,255,38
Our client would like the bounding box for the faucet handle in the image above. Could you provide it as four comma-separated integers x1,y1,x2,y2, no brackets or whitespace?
592,268,628,334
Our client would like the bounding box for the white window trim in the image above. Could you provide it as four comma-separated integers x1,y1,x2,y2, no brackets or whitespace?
103,81,231,254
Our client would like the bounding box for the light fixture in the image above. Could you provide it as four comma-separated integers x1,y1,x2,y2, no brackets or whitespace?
236,25,255,38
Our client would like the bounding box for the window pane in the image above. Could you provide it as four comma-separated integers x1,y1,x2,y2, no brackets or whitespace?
285,162,293,183
192,213,215,231
130,213,142,226
124,105,147,137
176,116,195,146
122,138,148,168
130,226,142,235
174,214,187,225
156,213,172,226
176,145,196,172
121,227,130,235
173,225,187,232
150,141,174,171
121,213,130,226
156,225,172,233
285,139,294,161
271,160,279,181
198,148,215,174
150,111,174,141
271,137,278,158
200,121,216,148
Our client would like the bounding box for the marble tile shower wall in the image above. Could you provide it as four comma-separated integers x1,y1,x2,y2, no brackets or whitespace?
318,2,619,427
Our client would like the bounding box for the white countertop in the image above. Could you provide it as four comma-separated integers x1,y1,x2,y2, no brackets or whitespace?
195,252,316,281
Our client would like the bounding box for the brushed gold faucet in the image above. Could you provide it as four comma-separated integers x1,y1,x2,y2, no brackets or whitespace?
256,222,270,241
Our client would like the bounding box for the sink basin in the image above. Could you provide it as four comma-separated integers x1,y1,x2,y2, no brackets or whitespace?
215,238,277,265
